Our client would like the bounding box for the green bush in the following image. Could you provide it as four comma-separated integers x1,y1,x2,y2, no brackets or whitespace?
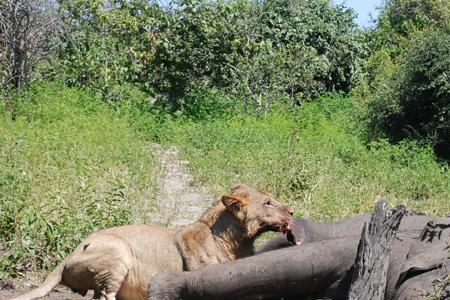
367,0,450,60
55,0,161,99
0,83,158,277
381,0,450,36
53,0,365,113
150,0,365,111
152,94,450,221
367,29,450,159
180,88,238,120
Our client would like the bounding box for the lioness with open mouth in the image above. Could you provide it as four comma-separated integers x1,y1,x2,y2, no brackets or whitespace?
10,184,296,300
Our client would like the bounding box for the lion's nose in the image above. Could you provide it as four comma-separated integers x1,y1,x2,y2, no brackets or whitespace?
286,207,294,216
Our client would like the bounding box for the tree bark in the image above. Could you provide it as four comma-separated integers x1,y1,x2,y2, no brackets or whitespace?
348,200,405,300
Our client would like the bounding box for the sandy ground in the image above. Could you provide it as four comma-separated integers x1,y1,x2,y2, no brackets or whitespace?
0,284,93,300
149,145,213,228
0,145,213,300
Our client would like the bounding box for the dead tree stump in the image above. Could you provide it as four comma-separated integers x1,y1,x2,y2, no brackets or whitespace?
348,199,406,300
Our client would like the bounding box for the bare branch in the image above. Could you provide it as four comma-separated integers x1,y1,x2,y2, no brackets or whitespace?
0,0,61,92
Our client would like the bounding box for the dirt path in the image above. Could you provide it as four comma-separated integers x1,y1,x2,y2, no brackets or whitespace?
149,145,213,228
0,145,213,300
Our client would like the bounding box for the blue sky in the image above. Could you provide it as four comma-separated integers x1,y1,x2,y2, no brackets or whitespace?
333,0,382,28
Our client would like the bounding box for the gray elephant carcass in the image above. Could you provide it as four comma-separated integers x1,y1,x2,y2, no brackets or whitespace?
149,213,450,300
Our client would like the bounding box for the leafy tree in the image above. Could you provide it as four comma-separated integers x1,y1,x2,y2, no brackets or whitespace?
56,0,161,101
255,0,364,93
369,0,450,59
363,0,450,158
381,0,450,35
367,29,450,159
11,0,364,113
150,0,365,112
147,0,255,109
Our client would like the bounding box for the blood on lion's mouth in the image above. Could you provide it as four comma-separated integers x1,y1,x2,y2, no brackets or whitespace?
261,221,301,245
281,221,301,246
286,229,300,245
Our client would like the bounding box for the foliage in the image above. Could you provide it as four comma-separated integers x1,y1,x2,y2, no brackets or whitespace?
143,94,450,221
0,84,158,277
381,0,450,36
56,0,161,101
254,0,364,94
2,0,450,280
147,0,251,102
367,0,450,59
362,0,450,91
49,0,366,113
359,0,450,159
148,0,365,112
367,29,450,159
2,83,449,277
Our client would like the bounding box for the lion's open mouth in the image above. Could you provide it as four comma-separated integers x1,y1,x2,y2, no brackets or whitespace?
280,220,301,246
286,229,300,245
265,220,301,246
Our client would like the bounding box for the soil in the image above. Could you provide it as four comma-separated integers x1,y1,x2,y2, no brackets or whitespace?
0,145,213,300
149,145,213,228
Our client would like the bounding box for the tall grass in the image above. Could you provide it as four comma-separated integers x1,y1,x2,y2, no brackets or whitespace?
149,94,450,221
0,84,158,277
1,84,449,278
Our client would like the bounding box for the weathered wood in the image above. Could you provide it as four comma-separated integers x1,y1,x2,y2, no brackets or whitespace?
347,200,405,300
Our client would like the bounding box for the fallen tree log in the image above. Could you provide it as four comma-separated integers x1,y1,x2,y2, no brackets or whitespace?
149,206,450,300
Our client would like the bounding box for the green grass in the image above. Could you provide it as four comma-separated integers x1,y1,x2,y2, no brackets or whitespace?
0,84,158,277
148,94,450,221
1,84,449,278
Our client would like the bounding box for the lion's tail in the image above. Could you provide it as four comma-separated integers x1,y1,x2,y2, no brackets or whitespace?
9,262,65,300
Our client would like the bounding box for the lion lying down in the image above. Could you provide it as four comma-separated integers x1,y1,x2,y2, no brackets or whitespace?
10,184,297,300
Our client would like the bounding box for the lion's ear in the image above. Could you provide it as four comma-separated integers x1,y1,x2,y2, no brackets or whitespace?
221,194,248,211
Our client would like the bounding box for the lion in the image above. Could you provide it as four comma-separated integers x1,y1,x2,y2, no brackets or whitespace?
9,184,295,300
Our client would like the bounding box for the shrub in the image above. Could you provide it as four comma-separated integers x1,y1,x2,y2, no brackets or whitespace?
381,0,450,36
150,0,365,111
367,29,450,159
152,94,450,221
0,83,158,277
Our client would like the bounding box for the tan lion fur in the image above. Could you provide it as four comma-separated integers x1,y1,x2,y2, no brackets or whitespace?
9,184,294,300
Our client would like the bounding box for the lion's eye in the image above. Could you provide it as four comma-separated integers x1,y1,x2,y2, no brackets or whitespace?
265,201,275,207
